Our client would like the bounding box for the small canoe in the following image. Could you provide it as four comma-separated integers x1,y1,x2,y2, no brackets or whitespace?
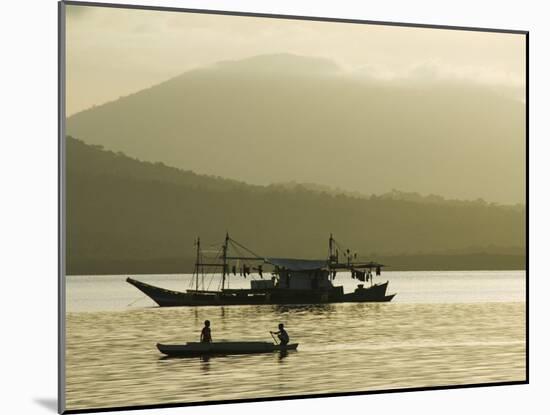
157,341,298,357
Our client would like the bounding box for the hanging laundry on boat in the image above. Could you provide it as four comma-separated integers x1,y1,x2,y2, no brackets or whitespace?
252,266,263,278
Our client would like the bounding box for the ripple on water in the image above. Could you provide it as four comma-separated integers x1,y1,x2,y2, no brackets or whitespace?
65,301,525,410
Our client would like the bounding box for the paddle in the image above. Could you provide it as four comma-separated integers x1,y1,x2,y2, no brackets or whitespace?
270,331,279,345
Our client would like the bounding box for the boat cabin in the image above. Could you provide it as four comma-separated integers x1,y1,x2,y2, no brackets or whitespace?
266,258,333,290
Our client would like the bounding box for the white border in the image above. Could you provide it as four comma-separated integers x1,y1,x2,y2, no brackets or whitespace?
1,1,545,415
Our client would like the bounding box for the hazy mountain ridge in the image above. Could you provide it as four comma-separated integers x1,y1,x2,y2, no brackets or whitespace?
270,182,525,210
66,136,525,274
67,137,258,193
209,53,342,77
66,53,526,205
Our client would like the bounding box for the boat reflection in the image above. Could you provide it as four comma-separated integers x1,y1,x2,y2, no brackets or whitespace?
159,349,297,361
272,303,335,313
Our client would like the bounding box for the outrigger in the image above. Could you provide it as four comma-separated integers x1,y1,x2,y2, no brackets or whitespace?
127,234,396,306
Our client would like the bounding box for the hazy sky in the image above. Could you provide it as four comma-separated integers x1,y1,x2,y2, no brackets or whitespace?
65,4,525,116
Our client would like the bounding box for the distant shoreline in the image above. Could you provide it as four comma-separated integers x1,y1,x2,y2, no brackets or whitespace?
66,253,525,276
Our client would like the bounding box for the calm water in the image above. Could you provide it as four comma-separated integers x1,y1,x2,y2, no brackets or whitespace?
65,271,526,410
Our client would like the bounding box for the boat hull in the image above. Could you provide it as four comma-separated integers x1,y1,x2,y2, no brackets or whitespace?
342,283,396,302
127,277,395,306
157,342,298,357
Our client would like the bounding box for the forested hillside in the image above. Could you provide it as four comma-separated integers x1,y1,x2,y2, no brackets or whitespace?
66,137,525,274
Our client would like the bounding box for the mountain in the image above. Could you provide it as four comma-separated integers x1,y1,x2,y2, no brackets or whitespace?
66,136,525,274
66,53,526,205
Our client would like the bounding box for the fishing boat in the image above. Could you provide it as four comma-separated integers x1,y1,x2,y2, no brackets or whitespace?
157,341,298,357
127,234,396,306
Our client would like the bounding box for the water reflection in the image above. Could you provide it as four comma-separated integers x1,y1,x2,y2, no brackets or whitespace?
200,357,211,373
158,350,297,361
273,303,335,313
66,301,525,411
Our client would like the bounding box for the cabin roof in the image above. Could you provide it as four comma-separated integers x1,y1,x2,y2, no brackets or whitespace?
266,257,328,271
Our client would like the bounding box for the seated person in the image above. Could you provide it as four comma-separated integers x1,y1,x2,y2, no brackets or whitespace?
271,323,289,345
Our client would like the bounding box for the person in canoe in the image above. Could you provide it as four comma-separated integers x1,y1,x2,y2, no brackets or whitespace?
200,320,212,343
271,323,289,345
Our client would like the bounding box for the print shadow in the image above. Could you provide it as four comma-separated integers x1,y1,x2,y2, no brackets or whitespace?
34,398,57,413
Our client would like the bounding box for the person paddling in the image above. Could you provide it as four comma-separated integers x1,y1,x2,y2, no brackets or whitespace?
271,323,289,345
200,320,212,343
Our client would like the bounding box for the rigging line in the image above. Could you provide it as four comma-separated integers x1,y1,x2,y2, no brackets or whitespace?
206,245,223,291
205,243,221,248
189,258,200,290
202,245,218,271
200,247,217,290
217,271,222,291
126,295,147,307
188,255,196,289
188,239,197,289
228,237,263,259
206,262,218,291
201,250,209,291
207,241,225,291
207,273,216,291
230,241,245,261
333,238,355,270
334,238,349,258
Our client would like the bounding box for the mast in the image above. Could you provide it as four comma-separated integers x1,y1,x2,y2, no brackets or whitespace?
221,232,229,290
328,233,337,279
194,237,201,291
329,233,333,261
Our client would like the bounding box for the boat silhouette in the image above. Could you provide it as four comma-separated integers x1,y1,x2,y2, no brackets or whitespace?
127,234,396,306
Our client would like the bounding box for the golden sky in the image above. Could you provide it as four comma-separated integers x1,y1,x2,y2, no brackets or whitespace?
65,4,525,116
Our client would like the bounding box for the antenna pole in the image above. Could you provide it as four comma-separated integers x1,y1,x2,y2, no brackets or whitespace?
329,233,336,280
329,233,334,263
221,232,229,290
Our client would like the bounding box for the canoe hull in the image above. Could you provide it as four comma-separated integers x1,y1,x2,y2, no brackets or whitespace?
157,342,299,357
127,277,395,307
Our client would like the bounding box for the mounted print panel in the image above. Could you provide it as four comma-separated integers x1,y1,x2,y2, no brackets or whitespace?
59,1,527,413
